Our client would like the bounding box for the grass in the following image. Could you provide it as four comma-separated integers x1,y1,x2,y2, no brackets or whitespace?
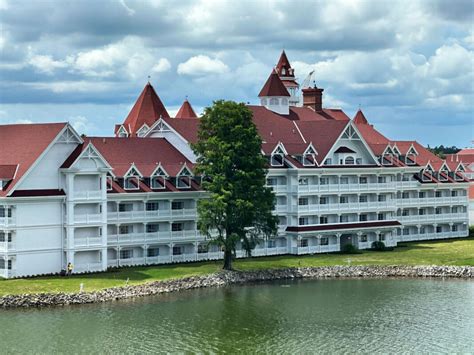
1,237,473,296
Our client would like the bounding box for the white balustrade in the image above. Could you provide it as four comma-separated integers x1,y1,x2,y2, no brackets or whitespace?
74,190,102,200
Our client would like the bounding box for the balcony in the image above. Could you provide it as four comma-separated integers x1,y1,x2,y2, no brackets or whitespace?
294,200,397,214
251,246,288,256
397,196,468,207
71,213,102,224
293,182,397,194
291,245,340,255
0,217,15,227
74,262,103,273
107,208,196,222
269,185,288,193
398,213,467,223
197,251,224,261
395,181,420,189
170,253,198,263
0,241,15,252
398,230,468,242
73,190,102,201
108,233,146,244
73,236,103,248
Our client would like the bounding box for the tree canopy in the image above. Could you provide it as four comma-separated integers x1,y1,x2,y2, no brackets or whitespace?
192,100,278,270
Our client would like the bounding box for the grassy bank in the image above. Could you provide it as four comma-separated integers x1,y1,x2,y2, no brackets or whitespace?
1,237,473,296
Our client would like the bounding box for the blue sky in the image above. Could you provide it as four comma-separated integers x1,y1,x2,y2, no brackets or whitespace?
0,0,472,147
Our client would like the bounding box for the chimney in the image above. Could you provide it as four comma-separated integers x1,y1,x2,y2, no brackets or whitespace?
302,86,324,111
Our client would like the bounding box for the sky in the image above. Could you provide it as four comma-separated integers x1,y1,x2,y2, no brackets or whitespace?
0,0,473,147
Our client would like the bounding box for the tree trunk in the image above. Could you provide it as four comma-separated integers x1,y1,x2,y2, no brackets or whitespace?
223,249,233,270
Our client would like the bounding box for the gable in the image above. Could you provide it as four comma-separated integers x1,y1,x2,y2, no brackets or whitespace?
65,143,112,173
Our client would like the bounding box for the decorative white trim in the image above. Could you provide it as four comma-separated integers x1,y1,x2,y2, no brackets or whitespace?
124,163,143,178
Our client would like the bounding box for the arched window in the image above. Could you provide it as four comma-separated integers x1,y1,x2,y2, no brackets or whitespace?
344,156,355,165
270,98,279,105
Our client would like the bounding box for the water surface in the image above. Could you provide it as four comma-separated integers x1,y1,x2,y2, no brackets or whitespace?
1,278,473,353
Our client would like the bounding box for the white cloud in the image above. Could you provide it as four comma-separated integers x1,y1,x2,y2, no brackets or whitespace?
177,55,229,76
152,58,171,73
15,119,33,124
427,43,473,78
27,81,113,93
28,54,68,74
119,0,135,16
69,115,93,134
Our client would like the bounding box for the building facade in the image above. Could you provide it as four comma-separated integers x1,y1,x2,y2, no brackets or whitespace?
0,52,470,278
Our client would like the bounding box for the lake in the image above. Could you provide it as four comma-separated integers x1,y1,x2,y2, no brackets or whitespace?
1,278,473,353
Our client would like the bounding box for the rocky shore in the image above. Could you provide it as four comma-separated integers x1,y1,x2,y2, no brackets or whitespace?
1,265,473,308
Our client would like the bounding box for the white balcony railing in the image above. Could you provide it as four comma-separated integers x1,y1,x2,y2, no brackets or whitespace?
291,245,340,255
294,201,397,214
0,217,15,227
73,190,102,200
74,262,103,273
107,208,196,222
74,236,103,247
293,182,397,194
397,196,467,207
0,241,15,252
398,230,468,242
72,213,102,224
398,213,467,223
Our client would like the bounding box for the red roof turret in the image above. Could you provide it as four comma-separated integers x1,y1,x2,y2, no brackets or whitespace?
258,69,290,97
276,50,294,78
121,82,170,136
175,99,198,119
353,109,369,125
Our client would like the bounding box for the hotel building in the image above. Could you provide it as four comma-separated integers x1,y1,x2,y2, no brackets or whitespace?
0,52,470,278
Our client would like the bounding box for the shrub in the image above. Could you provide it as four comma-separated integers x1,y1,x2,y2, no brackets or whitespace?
341,243,361,254
469,226,474,238
372,241,386,251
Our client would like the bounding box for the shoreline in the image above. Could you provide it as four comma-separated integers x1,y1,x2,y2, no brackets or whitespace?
1,265,473,309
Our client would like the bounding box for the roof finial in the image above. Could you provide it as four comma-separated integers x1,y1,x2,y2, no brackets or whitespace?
147,75,151,83
358,103,361,110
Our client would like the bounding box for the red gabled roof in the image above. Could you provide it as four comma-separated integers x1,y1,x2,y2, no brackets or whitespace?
258,69,290,97
0,122,67,197
0,165,17,180
353,109,369,124
85,137,193,177
121,82,170,137
163,117,200,144
175,99,198,119
275,50,294,78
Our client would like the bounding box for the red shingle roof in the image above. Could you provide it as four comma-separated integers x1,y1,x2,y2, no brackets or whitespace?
175,99,198,119
353,109,369,124
0,165,17,180
275,50,294,78
85,137,193,177
0,122,67,197
122,83,170,136
258,69,290,97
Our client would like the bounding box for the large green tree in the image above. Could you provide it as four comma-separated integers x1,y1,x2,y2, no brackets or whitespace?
192,100,278,270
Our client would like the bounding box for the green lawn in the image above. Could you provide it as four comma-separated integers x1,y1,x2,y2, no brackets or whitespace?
1,237,473,296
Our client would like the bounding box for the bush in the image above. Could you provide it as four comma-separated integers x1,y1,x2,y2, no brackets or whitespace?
372,241,386,251
469,226,474,238
341,243,361,254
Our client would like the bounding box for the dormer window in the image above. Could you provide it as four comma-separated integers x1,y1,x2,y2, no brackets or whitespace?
406,154,416,165
344,156,355,165
302,144,317,167
281,68,286,75
324,158,332,165
124,176,140,190
136,124,150,138
150,166,168,190
270,98,279,105
176,166,193,189
271,154,284,167
281,98,288,105
117,126,128,138
106,176,113,191
382,154,393,165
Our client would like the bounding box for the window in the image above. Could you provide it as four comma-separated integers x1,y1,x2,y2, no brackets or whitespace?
0,232,12,243
419,209,426,216
324,158,332,165
402,210,409,216
0,259,12,270
118,203,133,212
359,195,368,203
172,246,182,255
379,234,386,241
299,217,309,226
303,154,315,166
420,226,426,234
451,190,458,197
435,208,442,215
319,216,328,224
177,176,191,189
266,178,277,186
299,239,308,247
360,235,368,243
267,240,276,248
0,207,11,218
378,213,384,221
359,214,368,222
124,176,139,190
406,154,416,165
106,176,113,191
281,98,288,105
419,191,426,198
320,177,329,185
378,195,386,202
340,215,349,223
298,197,309,206
359,177,367,184
147,248,159,257
452,225,458,232
403,229,409,236
402,192,409,199
172,201,184,210
319,197,328,205
198,244,208,253
344,156,355,165
356,158,363,165
146,224,159,233
146,202,159,211
435,191,442,198
171,223,183,232
436,226,442,233
340,177,349,184
120,249,133,259
270,98,279,105
151,176,166,189
378,176,387,183
119,225,131,234
261,98,267,105
320,237,329,245
298,177,308,185
339,196,348,204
